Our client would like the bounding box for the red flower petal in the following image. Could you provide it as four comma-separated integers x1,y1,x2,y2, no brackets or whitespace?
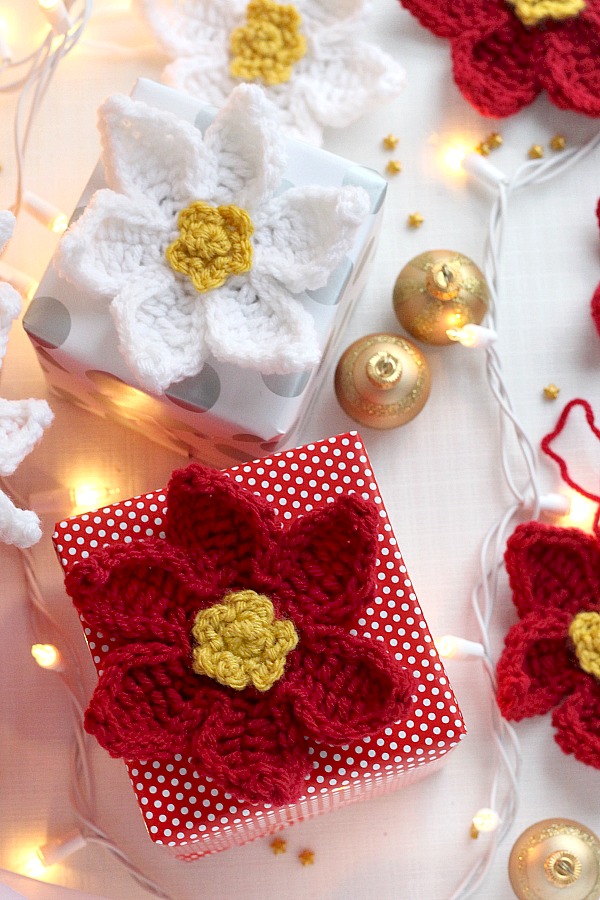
496,610,584,720
283,626,415,742
552,678,600,769
540,11,600,117
165,464,278,585
505,522,600,618
66,540,216,643
450,14,539,117
593,281,600,339
276,494,379,627
192,692,310,805
399,0,504,39
85,643,212,760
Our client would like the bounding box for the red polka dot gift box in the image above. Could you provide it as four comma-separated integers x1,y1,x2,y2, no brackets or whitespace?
53,432,465,859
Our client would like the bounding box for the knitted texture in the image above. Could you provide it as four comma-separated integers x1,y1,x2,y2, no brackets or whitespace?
496,521,600,769
65,463,416,805
0,211,53,548
398,0,600,118
57,85,370,393
591,199,600,337
135,0,405,145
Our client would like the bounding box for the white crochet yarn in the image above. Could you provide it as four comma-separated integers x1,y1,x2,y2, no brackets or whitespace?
136,0,405,145
0,211,53,548
57,85,370,394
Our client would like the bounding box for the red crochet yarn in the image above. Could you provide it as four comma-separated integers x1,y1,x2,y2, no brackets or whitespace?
398,0,600,117
496,521,600,769
591,198,600,337
65,464,415,806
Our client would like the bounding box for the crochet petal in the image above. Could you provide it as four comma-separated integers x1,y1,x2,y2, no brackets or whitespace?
540,13,600,117
110,266,208,394
0,282,22,367
0,489,42,548
137,0,236,57
450,15,539,117
496,609,584,720
66,540,216,644
204,85,287,210
302,0,366,27
98,95,214,206
162,55,235,110
552,678,600,769
592,280,600,339
0,209,15,252
0,399,53,476
84,643,211,760
505,522,600,618
165,463,279,584
285,627,415,742
57,190,169,297
398,0,500,39
192,691,310,805
203,275,320,374
277,494,379,627
255,186,369,293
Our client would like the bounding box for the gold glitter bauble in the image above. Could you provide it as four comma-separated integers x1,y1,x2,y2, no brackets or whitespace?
392,250,490,345
508,818,600,899
334,333,431,429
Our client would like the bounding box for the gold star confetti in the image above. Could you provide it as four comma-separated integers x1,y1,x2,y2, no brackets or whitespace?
270,837,287,855
385,159,402,175
475,141,491,157
528,144,544,160
543,383,560,400
486,132,503,149
298,849,315,866
550,134,566,151
407,212,424,229
382,133,399,150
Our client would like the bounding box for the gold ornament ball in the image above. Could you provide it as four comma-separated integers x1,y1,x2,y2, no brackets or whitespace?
508,818,600,900
334,333,431,429
393,250,490,345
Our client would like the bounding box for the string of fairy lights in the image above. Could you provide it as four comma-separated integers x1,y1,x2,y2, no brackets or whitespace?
1,2,599,898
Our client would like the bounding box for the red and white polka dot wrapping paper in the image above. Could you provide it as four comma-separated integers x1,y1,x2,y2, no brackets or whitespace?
53,431,466,859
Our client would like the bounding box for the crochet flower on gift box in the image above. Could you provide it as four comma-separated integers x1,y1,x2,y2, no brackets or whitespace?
496,521,600,769
65,464,416,805
57,85,370,393
591,199,600,337
136,0,405,145
398,0,600,117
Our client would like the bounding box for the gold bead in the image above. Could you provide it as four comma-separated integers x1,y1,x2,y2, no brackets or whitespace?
392,249,490,345
334,333,431,429
550,133,566,151
383,133,399,150
407,212,424,229
476,141,491,157
486,132,503,149
508,818,600,899
386,159,402,175
543,383,560,400
529,144,544,159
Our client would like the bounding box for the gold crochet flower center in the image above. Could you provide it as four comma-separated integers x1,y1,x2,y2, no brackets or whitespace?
191,590,299,692
506,0,585,27
569,611,600,680
229,0,307,86
166,200,254,293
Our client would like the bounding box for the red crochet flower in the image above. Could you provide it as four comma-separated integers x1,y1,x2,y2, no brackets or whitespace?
66,464,415,806
496,521,600,768
591,198,600,337
398,0,600,117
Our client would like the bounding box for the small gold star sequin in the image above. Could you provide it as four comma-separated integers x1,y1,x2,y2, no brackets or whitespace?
298,849,315,866
386,159,402,175
383,133,399,150
475,141,491,157
270,837,287,854
550,134,566,151
407,212,424,229
528,144,544,159
543,383,560,400
486,132,503,149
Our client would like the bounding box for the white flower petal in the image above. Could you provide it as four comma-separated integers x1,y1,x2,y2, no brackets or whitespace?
0,283,22,367
254,185,369,293
203,275,320,374
0,398,53,476
135,0,240,57
0,489,42,548
57,190,171,297
98,94,215,205
0,210,16,253
204,85,287,209
163,55,236,109
111,266,208,393
301,0,367,27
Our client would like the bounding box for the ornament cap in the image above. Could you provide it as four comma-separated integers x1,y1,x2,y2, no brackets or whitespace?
426,260,461,301
365,350,402,389
509,818,600,900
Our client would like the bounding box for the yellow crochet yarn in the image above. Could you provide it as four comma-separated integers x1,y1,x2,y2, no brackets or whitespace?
506,0,585,27
230,0,307,86
191,590,299,691
166,200,253,293
569,611,600,680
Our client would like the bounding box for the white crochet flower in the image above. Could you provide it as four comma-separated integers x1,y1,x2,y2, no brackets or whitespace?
136,0,405,145
57,85,370,393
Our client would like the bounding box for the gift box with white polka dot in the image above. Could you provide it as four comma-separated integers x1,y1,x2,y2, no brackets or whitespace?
53,432,465,858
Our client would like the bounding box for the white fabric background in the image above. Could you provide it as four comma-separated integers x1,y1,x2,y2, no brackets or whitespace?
0,1,599,898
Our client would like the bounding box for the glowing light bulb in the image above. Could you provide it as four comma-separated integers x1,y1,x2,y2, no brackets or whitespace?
559,490,598,533
446,324,498,348
36,831,87,867
471,808,500,838
71,482,120,514
22,192,69,234
435,635,485,661
37,0,71,34
0,261,38,300
31,643,63,671
444,144,468,173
